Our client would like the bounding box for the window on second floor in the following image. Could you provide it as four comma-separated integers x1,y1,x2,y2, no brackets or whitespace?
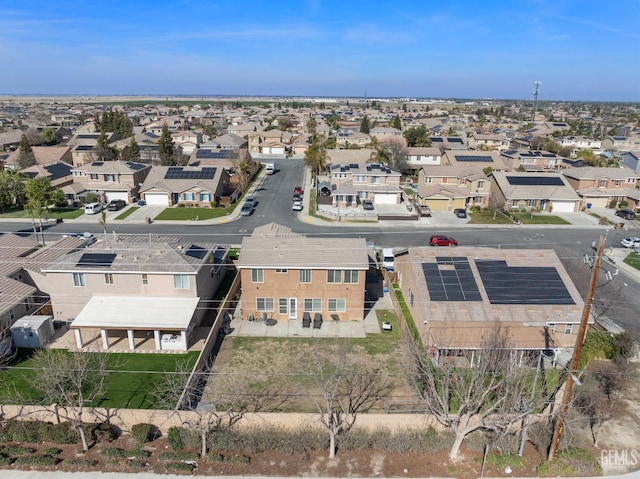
142,273,148,285
370,176,380,184
275,269,288,274
425,177,432,184
477,180,485,189
104,273,114,285
251,269,264,283
564,324,573,335
90,173,99,180
327,270,342,283
614,180,621,187
299,269,311,283
104,174,115,182
343,270,359,284
173,274,189,289
73,272,86,287
598,179,607,188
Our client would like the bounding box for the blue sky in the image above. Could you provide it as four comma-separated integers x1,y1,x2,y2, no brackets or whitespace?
1,0,638,101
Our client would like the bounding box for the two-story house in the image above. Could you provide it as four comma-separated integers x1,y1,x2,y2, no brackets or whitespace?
620,151,640,174
556,136,603,155
248,130,291,155
41,235,230,351
172,130,202,156
602,136,640,152
416,166,490,211
369,127,402,140
328,162,403,206
336,130,371,148
562,166,640,210
238,223,369,323
500,149,564,171
71,160,151,204
140,165,232,206
467,132,510,152
3,146,73,171
405,147,442,173
442,150,507,171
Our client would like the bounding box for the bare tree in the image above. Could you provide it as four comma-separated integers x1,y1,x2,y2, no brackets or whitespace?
27,350,113,452
308,341,392,458
413,324,550,460
379,136,409,173
229,150,252,196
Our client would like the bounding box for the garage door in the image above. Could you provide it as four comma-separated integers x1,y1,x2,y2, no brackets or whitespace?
144,193,169,206
271,147,285,155
425,198,450,211
552,200,576,213
105,191,128,203
374,193,397,204
586,197,608,208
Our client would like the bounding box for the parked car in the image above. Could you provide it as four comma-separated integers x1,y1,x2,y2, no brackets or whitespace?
292,201,303,211
244,196,258,208
107,199,126,211
620,237,640,248
63,232,96,244
454,208,467,218
84,202,104,215
292,193,303,202
293,186,303,196
362,199,374,210
615,209,636,220
430,235,458,246
240,203,253,216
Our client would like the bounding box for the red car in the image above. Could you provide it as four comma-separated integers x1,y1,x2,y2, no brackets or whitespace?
293,186,303,196
430,235,458,246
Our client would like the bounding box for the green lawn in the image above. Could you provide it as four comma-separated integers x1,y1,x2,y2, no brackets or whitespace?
511,213,570,225
624,252,640,271
114,207,138,219
0,350,199,409
466,211,514,224
0,207,84,220
154,206,234,221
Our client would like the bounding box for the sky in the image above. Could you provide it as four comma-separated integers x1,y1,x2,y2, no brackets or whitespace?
1,0,639,101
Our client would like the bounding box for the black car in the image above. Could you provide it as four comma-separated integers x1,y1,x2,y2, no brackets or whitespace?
454,208,467,218
615,209,636,220
362,199,374,210
107,199,126,211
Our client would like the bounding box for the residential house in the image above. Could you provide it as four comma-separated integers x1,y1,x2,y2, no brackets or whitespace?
562,166,640,210
556,136,603,155
369,127,402,140
20,161,74,189
41,235,230,351
429,136,468,150
489,171,581,213
226,122,260,136
328,162,403,206
394,247,584,359
71,160,151,204
172,130,202,156
139,165,232,206
442,150,507,171
405,147,442,172
500,149,565,171
416,166,490,211
189,147,248,173
110,131,161,164
467,132,510,152
3,146,72,170
238,223,369,322
0,129,24,151
248,130,291,155
336,130,370,148
602,136,640,152
206,133,248,150
620,151,640,173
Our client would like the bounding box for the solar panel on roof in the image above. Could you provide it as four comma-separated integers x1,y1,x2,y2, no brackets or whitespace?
77,253,116,268
422,257,482,302
506,176,565,186
476,260,575,305
213,247,226,264
349,163,359,169
76,145,94,151
455,155,493,163
44,162,71,181
431,138,444,142
91,162,103,166
126,161,146,170
196,149,234,159
164,167,217,180
185,244,207,260
448,138,463,143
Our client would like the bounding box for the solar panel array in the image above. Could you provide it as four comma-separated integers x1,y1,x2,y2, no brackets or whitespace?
195,149,235,159
185,244,207,260
164,167,217,180
423,257,482,302
455,155,493,163
77,253,116,268
476,260,575,305
44,162,71,181
76,145,94,151
91,162,103,166
506,176,565,186
448,137,464,143
126,161,147,171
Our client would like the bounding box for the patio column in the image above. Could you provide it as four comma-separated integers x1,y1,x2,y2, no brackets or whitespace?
100,330,109,350
154,330,161,351
127,330,135,350
180,330,188,351
74,329,83,349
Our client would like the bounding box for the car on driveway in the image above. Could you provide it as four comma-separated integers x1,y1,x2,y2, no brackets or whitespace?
107,199,126,211
292,201,303,211
621,237,640,248
362,199,374,210
240,203,253,216
454,208,467,218
430,235,458,246
615,209,636,220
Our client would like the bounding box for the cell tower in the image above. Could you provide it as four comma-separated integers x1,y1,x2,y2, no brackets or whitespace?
531,81,541,123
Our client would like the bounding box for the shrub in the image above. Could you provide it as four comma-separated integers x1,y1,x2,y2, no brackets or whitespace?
619,200,629,208
609,199,618,209
167,426,188,451
88,423,120,443
177,203,186,208
101,447,127,458
537,448,601,477
159,451,199,461
14,455,59,466
0,456,14,466
0,446,36,456
225,454,250,464
164,461,195,471
131,423,156,445
0,419,43,443
69,459,98,468
580,331,617,368
128,460,147,468
209,453,224,462
41,448,62,456
44,422,80,444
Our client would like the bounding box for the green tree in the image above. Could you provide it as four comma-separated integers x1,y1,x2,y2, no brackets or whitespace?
360,114,370,134
17,134,36,169
307,115,317,136
24,177,63,245
125,137,140,162
403,125,431,147
391,115,402,130
41,127,57,145
94,131,116,161
0,170,25,211
304,137,328,179
158,124,175,166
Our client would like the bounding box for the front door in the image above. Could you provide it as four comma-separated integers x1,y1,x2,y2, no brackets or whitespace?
288,298,297,319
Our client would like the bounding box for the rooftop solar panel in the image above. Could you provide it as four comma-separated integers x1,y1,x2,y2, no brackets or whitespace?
77,253,116,268
126,161,146,170
431,137,444,142
196,149,235,159
213,247,226,264
91,162,103,166
76,145,94,151
455,155,493,163
44,162,71,181
164,167,217,180
423,257,482,302
185,244,207,260
448,137,464,143
476,260,575,305
506,176,565,186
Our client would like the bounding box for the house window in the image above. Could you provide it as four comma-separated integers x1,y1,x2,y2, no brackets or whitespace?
251,269,264,283
104,174,115,182
527,199,536,207
370,176,380,184
256,298,274,312
564,324,573,335
327,270,342,283
548,323,556,332
275,269,288,274
356,175,365,182
327,298,346,312
425,177,432,184
104,273,114,285
173,274,189,289
459,179,466,186
90,173,99,180
199,193,211,202
142,274,148,285
614,180,621,187
343,270,359,284
10,308,15,320
598,179,606,188
73,272,86,287
626,178,635,184
304,298,322,312
278,298,288,314
299,269,311,283
182,192,195,201
477,180,485,189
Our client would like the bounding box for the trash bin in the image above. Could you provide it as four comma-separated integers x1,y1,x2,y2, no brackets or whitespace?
586,203,592,209
138,200,145,206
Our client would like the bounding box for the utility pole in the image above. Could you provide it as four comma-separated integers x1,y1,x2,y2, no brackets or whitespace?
532,81,541,123
548,235,605,461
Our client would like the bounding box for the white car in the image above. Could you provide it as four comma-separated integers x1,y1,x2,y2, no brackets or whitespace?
620,237,640,248
63,232,96,245
292,201,303,211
